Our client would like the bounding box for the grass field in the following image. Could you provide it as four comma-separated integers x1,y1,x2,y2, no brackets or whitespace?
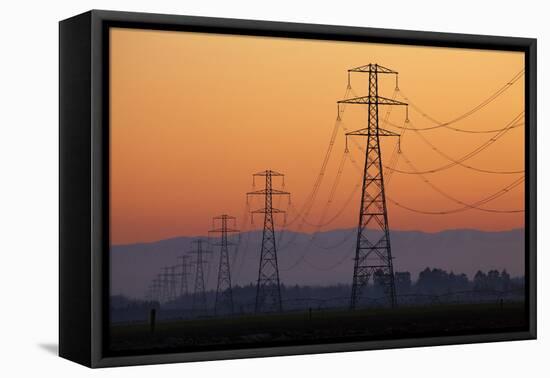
109,302,527,355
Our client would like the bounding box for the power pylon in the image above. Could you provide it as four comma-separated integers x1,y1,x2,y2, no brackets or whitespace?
177,255,191,297
151,277,161,302
146,283,154,302
338,63,408,309
188,239,212,316
168,265,178,302
209,214,239,316
247,170,290,313
161,267,171,303
154,273,164,303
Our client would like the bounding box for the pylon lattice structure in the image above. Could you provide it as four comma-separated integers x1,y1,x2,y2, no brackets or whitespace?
177,255,190,297
188,239,212,316
209,214,239,315
247,170,290,313
338,63,408,309
161,267,171,303
146,282,154,302
169,265,178,302
152,277,162,302
154,274,163,303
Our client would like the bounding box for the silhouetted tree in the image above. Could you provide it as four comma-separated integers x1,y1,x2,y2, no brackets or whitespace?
416,268,451,294
474,270,488,291
395,271,412,294
501,270,511,291
372,269,388,297
487,270,501,291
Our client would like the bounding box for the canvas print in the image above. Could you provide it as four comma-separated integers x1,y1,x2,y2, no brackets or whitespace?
108,27,526,355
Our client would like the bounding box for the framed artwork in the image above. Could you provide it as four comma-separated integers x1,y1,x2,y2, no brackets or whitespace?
59,10,536,368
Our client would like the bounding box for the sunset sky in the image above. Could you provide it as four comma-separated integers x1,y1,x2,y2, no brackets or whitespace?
110,27,525,245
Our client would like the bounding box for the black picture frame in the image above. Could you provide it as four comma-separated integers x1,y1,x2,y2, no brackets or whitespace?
59,9,537,368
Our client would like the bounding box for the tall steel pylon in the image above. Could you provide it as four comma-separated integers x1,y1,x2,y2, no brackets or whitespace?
247,170,290,313
177,255,190,297
161,267,171,303
338,63,408,309
209,214,239,315
168,265,178,302
188,239,212,316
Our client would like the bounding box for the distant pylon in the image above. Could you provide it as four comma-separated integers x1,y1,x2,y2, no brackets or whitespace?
161,267,170,303
168,265,177,302
177,255,190,297
188,239,212,316
152,277,161,302
154,273,163,303
209,214,239,316
247,170,290,313
145,283,154,302
338,63,408,309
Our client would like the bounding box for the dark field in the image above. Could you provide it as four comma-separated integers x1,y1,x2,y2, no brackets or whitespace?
109,302,527,355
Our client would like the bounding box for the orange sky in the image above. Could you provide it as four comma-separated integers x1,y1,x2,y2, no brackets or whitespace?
110,27,525,245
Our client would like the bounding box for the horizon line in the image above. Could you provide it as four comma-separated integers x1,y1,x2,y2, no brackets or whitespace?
111,226,525,248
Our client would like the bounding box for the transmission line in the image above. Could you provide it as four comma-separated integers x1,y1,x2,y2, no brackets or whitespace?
346,112,525,212
384,118,524,134
303,247,356,271
279,84,362,243
398,149,525,213
279,149,358,269
383,112,524,175
282,86,352,228
347,142,524,215
395,69,524,131
286,151,354,228
387,176,525,215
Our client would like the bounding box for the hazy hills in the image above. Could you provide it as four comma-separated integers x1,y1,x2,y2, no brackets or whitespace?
111,228,524,299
